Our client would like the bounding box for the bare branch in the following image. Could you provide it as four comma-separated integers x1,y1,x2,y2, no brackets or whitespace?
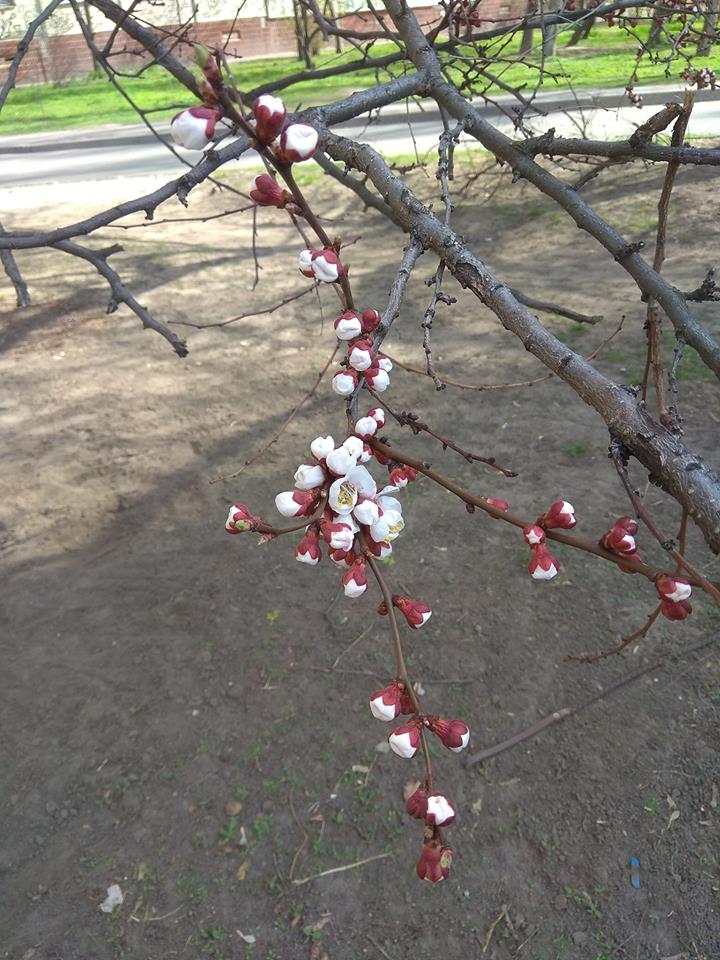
0,0,65,113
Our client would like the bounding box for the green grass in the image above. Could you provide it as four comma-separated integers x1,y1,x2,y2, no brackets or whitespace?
1,23,718,135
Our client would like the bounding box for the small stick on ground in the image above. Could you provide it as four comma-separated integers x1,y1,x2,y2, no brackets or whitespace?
291,851,392,885
482,903,510,953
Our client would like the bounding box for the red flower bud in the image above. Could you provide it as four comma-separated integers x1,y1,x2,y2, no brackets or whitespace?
405,784,429,819
252,94,286,144
369,680,406,722
249,173,294,209
295,527,322,565
427,716,470,752
538,499,576,529
616,515,639,535
342,557,368,598
528,543,558,580
388,720,422,758
416,839,452,883
660,598,692,621
523,524,545,546
393,595,432,629
656,573,692,604
361,308,381,334
483,497,509,512
225,503,257,533
425,793,456,827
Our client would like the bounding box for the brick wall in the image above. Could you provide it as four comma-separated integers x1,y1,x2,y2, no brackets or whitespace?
0,3,526,88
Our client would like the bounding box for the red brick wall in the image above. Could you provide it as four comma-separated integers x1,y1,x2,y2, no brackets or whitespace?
0,3,525,88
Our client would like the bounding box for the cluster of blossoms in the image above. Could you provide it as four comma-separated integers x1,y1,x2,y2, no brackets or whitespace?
682,65,718,90
171,65,319,169
368,683,469,881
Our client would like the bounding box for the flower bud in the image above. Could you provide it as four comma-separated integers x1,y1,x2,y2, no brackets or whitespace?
225,503,257,533
354,416,378,440
428,717,470,752
310,435,334,461
416,840,452,883
298,248,315,278
483,497,509,512
325,445,357,476
369,681,406,721
426,793,456,827
364,367,390,392
329,546,355,566
295,527,322,565
332,369,358,397
389,721,421,759
312,248,344,283
275,489,318,518
171,106,220,150
275,122,318,163
361,308,381,334
539,499,576,529
343,557,368,597
368,407,385,427
334,311,363,341
321,521,355,552
252,94,286,144
365,537,393,559
388,466,414,489
528,543,558,580
376,355,393,372
348,338,375,372
523,524,545,546
601,522,637,556
616,515,639,535
250,173,293,209
656,573,692,604
294,462,326,490
393,595,431,629
405,784,429,819
358,444,373,464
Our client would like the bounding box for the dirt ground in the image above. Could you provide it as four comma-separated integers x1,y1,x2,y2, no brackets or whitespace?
1,155,719,960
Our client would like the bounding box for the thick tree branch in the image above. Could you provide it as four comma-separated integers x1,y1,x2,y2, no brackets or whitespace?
320,126,720,552
0,0,65,113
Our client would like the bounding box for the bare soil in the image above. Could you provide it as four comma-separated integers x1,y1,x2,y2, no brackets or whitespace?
1,159,719,960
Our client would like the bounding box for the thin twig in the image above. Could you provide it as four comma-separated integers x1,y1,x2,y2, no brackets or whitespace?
464,637,716,766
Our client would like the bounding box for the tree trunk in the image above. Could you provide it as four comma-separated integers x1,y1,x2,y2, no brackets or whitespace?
697,0,718,55
541,0,562,57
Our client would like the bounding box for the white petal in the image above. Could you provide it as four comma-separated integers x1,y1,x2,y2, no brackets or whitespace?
427,794,454,824
342,436,364,458
370,697,396,721
294,463,326,490
275,491,301,517
310,435,334,460
531,563,557,580
344,579,367,598
296,551,319,566
345,465,376,498
328,477,358,515
388,731,416,759
326,447,356,476
450,730,470,753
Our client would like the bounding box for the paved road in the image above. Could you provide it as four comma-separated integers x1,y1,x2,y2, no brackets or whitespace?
1,83,718,192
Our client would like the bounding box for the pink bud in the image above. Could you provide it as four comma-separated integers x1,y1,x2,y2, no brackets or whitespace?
275,122,318,163
393,595,432,629
295,527,322,565
376,354,393,373
405,784,429,819
321,521,355,552
334,311,363,340
249,173,292,209
428,717,470,752
539,499,576,529
274,490,318,518
388,721,421,758
528,543,558,580
616,515,639,535
348,338,375,372
311,248,343,283
425,793,456,827
328,546,355,567
483,497,509,512
368,407,385,427
252,94,286,144
361,308,381,334
342,557,367,598
656,573,692,604
225,503,257,533
523,524,545,546
601,522,637,556
332,369,358,397
171,106,220,150
416,840,452,883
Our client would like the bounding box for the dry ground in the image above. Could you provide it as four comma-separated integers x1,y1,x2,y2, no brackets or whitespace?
1,154,719,960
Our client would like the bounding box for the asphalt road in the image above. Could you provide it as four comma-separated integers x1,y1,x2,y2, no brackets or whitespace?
1,83,718,191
